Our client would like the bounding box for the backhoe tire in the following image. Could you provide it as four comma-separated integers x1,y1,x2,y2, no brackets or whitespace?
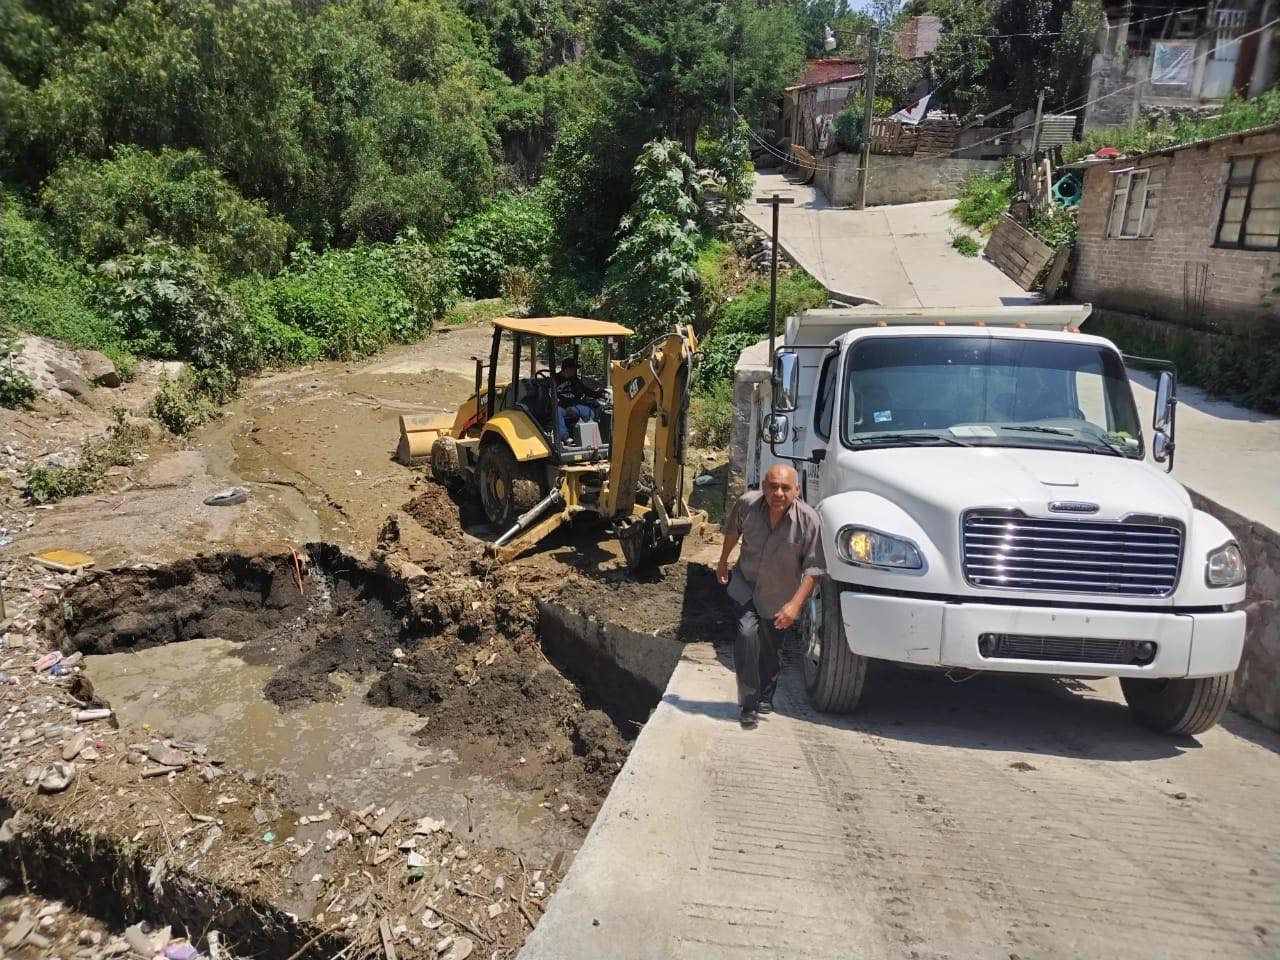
801,575,866,714
430,437,462,491
477,442,546,530
1120,674,1233,736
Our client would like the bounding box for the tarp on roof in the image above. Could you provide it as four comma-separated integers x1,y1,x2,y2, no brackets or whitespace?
493,316,633,338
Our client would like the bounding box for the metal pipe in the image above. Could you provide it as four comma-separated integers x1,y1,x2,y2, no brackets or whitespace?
494,489,564,548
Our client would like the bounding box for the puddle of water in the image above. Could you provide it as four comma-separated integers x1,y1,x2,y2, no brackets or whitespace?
86,638,577,858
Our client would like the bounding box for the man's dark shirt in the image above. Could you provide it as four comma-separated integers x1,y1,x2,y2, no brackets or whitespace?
554,372,606,407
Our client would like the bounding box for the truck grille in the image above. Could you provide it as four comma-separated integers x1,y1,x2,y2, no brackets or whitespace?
978,633,1154,665
962,513,1182,598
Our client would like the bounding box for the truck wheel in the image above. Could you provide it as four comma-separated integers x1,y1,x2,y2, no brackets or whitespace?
1120,674,1233,736
477,442,545,530
801,575,866,714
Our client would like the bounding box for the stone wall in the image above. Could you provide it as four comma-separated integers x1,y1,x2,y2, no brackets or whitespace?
1070,127,1280,330
1190,492,1280,731
815,153,1003,207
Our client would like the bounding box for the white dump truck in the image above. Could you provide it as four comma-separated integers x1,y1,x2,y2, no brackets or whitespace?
760,304,1246,735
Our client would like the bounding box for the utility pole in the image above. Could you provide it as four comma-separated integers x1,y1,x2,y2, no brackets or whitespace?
855,25,879,210
756,193,795,361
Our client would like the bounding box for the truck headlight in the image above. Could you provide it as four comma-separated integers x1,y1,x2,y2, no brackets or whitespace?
836,526,923,570
1205,542,1246,588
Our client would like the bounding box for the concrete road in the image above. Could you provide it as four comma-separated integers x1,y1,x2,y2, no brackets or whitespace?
742,171,1033,309
522,643,1280,960
1129,371,1280,535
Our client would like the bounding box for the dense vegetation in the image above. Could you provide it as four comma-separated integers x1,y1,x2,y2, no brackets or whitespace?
0,0,841,424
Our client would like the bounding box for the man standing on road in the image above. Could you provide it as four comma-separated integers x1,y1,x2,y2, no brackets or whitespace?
718,464,825,729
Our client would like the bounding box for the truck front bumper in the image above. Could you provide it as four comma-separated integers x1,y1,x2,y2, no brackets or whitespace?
838,590,1244,679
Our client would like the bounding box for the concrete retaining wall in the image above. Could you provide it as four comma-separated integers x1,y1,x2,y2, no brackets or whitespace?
1190,492,1280,732
537,600,683,726
815,152,1004,207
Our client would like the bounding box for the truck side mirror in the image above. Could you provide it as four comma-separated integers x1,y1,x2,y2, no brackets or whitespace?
1152,369,1176,473
1153,370,1176,431
762,413,790,444
772,350,800,413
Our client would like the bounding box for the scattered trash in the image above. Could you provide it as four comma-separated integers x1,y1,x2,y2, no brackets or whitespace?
203,488,248,507
262,831,276,843
413,816,446,835
37,761,75,793
62,650,83,668
75,707,112,723
32,549,95,573
693,473,716,486
50,662,69,677
165,943,199,960
147,742,188,767
34,650,63,672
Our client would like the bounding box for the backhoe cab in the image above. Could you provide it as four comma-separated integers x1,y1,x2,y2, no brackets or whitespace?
398,316,701,569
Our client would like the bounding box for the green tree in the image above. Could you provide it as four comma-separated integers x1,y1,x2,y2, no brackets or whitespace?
603,140,701,342
40,146,292,275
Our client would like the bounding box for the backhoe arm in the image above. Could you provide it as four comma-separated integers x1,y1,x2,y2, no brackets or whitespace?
603,325,699,568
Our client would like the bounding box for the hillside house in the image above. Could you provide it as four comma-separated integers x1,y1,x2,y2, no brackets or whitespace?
1068,124,1280,327
781,59,865,154
1084,1,1279,131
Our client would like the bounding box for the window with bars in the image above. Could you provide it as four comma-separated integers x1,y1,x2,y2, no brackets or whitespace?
1107,166,1165,239
1216,153,1280,251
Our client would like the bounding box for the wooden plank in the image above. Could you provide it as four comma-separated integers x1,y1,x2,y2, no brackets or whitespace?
1041,244,1073,299
985,215,1054,291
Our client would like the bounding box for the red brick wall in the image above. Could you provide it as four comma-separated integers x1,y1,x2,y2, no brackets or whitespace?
1070,129,1280,330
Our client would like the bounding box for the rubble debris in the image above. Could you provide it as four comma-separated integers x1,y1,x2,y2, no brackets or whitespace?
37,761,75,793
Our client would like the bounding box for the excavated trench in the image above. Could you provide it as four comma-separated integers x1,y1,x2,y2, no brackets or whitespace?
57,545,648,847
0,532,719,958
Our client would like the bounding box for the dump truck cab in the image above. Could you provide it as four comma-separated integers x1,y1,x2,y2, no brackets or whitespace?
759,305,1247,736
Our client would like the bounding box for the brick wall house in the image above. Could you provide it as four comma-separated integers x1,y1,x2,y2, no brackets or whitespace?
1069,125,1280,329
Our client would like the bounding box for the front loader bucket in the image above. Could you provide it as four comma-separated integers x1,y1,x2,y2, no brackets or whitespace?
397,414,452,466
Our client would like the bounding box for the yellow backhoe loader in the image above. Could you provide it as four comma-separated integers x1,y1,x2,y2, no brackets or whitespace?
396,316,701,569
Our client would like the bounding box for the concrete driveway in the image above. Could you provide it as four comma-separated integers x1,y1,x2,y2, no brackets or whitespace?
743,170,1034,309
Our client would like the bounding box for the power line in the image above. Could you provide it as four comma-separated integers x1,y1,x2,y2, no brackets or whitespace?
829,6,1202,44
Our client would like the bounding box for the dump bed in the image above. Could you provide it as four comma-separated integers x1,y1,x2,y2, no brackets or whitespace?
786,304,1093,348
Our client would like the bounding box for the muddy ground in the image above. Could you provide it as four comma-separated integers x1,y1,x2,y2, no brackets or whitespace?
0,323,733,958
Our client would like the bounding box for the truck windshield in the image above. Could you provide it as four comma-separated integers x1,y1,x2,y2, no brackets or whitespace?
841,336,1144,458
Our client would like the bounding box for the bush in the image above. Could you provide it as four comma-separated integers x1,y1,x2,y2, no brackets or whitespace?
149,373,219,435
41,147,292,275
834,107,863,152
1029,206,1078,249
96,240,246,376
952,167,1016,232
23,408,149,503
445,192,553,299
690,379,734,448
0,194,127,359
699,270,827,385
950,232,981,257
0,331,36,409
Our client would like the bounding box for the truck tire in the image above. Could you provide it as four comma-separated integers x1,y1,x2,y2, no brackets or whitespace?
801,575,866,714
477,442,545,530
1120,674,1233,736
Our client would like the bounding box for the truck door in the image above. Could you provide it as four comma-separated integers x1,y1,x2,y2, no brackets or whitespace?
801,350,840,505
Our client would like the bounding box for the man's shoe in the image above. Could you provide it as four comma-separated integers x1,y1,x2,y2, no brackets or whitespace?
757,701,774,716
739,710,758,730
